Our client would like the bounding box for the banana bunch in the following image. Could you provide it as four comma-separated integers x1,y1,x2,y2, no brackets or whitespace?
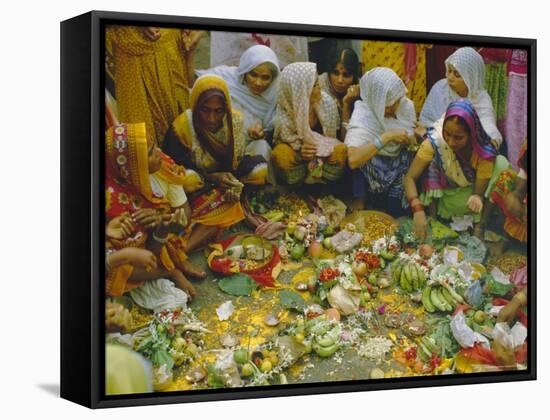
392,259,427,292
305,315,341,358
263,210,285,223
421,283,464,313
417,336,439,363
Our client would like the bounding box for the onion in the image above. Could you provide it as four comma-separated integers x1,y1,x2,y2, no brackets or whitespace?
352,261,367,277
308,241,323,258
325,308,341,321
418,244,435,259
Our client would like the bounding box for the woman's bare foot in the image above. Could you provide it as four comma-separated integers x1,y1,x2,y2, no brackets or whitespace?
350,197,365,212
171,270,197,299
179,259,207,279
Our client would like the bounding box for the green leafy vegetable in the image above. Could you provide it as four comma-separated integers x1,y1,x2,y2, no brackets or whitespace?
279,290,306,311
218,274,258,296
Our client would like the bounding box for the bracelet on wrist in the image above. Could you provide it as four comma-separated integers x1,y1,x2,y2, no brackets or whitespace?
374,137,384,151
152,231,169,244
409,196,420,206
411,202,425,214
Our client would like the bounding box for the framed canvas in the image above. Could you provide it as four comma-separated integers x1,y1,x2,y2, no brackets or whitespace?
60,10,536,409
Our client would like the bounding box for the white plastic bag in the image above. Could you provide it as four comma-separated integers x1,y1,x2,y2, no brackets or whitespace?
130,278,188,313
493,322,527,350
450,311,490,348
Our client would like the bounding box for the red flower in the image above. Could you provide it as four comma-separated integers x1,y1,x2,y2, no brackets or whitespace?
355,252,381,269
319,267,340,282
405,347,417,361
430,353,442,371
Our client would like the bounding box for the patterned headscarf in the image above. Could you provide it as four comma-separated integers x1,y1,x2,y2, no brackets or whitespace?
274,62,317,150
196,45,280,128
274,62,340,151
346,67,415,157
445,47,486,101
444,99,497,160
424,99,497,191
106,122,158,203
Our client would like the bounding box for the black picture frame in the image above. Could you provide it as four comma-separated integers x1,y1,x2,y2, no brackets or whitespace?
61,10,537,409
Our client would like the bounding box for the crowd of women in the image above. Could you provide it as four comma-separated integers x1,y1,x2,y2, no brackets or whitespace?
104,27,528,305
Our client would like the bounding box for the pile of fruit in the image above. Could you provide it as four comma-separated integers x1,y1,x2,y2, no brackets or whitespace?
391,257,428,292
421,283,464,313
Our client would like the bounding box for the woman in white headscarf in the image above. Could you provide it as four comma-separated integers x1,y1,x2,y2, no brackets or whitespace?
419,47,502,148
345,67,416,215
197,45,280,183
271,62,347,184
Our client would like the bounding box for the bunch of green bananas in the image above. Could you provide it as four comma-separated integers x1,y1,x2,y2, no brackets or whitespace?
421,283,464,313
306,315,341,358
417,336,439,363
392,259,427,292
263,210,285,223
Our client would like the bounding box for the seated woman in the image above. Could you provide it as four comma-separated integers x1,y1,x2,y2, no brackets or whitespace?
161,75,268,244
345,67,416,216
318,48,361,140
404,99,503,239
105,122,201,297
419,47,502,148
487,140,528,243
196,45,280,183
271,62,347,185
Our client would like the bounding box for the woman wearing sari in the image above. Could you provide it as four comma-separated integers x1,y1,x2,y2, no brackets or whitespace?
162,75,268,244
271,62,347,185
419,47,502,148
404,99,503,239
105,122,203,298
318,48,361,140
345,67,416,216
488,140,528,243
108,26,204,145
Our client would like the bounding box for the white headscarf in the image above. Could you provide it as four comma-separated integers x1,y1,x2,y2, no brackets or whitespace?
273,62,340,152
419,47,502,146
345,67,416,157
197,45,280,129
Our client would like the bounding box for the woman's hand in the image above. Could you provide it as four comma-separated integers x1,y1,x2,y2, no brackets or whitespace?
182,30,206,52
301,139,318,160
414,124,427,141
121,247,158,272
208,172,242,190
132,208,162,230
343,84,360,105
247,123,265,140
106,213,135,240
413,210,428,240
142,27,161,41
382,129,410,145
105,301,132,333
467,194,484,213
222,188,241,203
504,191,525,218
163,208,188,234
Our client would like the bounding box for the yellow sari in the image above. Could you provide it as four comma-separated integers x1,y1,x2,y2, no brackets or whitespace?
107,26,191,146
163,75,272,228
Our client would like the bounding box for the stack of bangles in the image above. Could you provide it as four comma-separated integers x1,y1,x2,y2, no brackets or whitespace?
409,196,424,214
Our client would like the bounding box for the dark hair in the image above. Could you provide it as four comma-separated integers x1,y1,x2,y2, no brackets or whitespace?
327,48,360,83
443,115,471,134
